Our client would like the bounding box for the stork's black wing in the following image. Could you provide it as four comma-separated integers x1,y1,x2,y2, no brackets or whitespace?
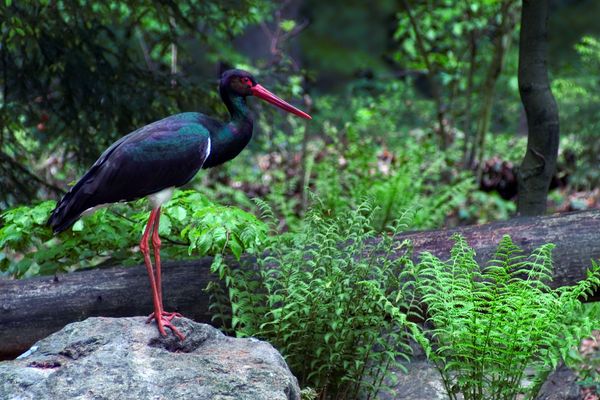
48,113,212,233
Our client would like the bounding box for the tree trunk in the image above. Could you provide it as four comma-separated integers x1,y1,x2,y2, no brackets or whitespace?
1,210,599,360
517,0,560,215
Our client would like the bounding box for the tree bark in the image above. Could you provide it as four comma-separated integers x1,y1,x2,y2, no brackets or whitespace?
517,0,560,215
1,210,599,360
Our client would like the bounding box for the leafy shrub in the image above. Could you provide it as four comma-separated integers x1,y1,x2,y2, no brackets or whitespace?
567,303,600,395
208,200,426,399
456,190,517,225
1,0,273,207
0,200,135,277
368,160,474,232
310,90,472,231
200,85,475,232
413,234,600,400
553,36,600,189
0,190,267,278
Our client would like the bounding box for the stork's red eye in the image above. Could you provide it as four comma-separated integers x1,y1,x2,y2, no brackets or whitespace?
241,77,251,85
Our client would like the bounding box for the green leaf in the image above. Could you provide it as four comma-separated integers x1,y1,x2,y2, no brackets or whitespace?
170,206,187,222
72,220,84,232
229,238,243,260
195,233,213,256
158,214,172,236
279,19,296,32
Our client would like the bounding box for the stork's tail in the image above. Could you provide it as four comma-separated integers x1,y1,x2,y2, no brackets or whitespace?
47,188,89,233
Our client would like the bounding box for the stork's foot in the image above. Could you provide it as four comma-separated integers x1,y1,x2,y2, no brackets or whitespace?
147,312,186,341
146,311,183,324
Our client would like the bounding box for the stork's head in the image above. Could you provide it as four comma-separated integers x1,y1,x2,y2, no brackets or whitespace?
220,69,311,120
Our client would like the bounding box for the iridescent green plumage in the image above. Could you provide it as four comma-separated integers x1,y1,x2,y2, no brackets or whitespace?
48,71,256,232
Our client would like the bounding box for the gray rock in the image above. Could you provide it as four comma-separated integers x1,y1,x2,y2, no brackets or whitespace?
378,358,449,400
535,362,581,400
0,317,300,400
377,342,450,400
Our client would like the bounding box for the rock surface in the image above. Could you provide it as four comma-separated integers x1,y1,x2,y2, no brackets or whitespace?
535,362,581,400
378,342,449,400
0,317,300,400
379,358,448,400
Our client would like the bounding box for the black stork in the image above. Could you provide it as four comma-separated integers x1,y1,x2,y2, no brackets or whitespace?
48,69,311,340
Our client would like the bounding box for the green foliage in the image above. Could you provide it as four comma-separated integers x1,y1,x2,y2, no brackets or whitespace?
0,200,134,277
480,133,527,164
0,190,267,278
208,200,426,399
396,0,492,71
553,35,600,189
568,304,600,393
413,234,600,400
312,92,475,232
300,387,319,400
457,191,516,225
0,0,272,207
206,85,475,232
395,0,521,162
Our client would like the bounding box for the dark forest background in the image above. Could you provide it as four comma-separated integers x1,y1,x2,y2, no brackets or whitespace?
1,2,600,399
1,0,599,217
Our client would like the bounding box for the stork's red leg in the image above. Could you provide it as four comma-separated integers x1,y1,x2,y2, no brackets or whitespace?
145,207,184,340
150,209,182,322
140,209,166,336
152,208,163,306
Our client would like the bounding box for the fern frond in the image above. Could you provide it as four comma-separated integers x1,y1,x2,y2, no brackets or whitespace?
415,235,600,400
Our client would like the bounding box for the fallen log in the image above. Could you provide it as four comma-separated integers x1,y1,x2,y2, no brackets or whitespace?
1,210,599,360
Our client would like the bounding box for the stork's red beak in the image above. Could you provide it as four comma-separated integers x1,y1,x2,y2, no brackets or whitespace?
251,84,312,120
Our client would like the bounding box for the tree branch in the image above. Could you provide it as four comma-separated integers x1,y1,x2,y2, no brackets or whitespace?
0,151,66,196
399,0,449,149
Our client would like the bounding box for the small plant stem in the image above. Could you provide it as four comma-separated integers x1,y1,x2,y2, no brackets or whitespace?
378,174,399,232
399,0,449,149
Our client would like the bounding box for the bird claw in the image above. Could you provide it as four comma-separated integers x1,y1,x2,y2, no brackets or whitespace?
147,311,186,341
146,311,183,324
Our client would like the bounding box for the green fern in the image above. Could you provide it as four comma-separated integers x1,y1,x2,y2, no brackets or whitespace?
210,199,425,399
414,234,600,400
370,166,475,232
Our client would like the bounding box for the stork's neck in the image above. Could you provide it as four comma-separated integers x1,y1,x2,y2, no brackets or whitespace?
223,92,251,121
202,91,254,169
221,91,253,139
